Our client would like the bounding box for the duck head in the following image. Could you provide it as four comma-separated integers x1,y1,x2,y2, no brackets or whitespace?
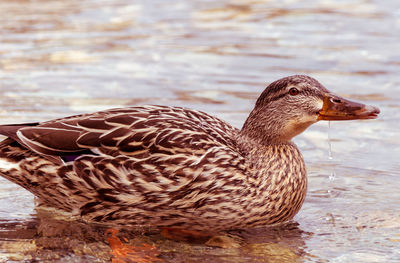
240,75,380,144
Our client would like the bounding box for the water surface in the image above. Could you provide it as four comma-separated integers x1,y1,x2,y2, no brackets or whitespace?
0,0,399,262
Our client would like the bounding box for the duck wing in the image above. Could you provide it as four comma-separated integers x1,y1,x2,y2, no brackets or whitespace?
0,106,247,223
4,105,240,160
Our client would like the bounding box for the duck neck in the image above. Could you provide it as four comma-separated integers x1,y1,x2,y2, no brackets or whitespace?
236,132,308,225
236,132,297,170
238,106,293,146
237,124,291,156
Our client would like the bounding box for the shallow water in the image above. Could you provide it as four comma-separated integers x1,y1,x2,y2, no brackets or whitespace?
0,0,399,262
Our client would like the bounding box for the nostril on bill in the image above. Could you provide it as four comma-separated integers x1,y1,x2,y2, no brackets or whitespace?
330,98,342,104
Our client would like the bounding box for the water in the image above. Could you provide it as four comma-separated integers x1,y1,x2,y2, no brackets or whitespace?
327,121,336,182
0,0,399,262
328,121,333,160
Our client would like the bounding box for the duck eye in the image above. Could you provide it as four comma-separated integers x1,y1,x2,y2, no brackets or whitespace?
289,88,299,96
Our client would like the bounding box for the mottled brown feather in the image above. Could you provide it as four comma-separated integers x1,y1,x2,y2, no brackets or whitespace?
0,75,342,231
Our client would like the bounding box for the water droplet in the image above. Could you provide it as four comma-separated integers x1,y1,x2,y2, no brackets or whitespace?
328,121,333,160
329,171,336,181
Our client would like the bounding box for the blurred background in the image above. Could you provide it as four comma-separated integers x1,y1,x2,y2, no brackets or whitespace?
0,0,399,262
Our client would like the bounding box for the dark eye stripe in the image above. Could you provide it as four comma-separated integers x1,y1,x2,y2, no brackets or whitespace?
256,92,286,106
256,88,324,107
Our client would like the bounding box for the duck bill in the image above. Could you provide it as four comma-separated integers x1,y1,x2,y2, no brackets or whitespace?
318,94,380,121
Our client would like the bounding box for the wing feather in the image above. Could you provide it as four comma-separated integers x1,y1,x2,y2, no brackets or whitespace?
1,105,239,159
17,127,82,155
77,117,116,132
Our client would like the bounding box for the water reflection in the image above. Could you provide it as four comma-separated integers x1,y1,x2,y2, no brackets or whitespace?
0,209,312,262
0,212,112,262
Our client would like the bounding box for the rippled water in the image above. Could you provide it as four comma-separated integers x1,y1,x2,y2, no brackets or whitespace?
0,0,399,262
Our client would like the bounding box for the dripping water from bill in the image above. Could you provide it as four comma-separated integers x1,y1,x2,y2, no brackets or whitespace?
327,121,336,181
328,121,333,160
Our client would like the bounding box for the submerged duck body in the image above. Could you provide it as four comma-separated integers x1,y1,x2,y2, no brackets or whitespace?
0,75,379,231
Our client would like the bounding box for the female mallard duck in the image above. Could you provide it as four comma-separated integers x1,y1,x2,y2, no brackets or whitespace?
0,75,379,231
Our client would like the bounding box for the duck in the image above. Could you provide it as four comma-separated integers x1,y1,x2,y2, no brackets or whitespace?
0,75,379,231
